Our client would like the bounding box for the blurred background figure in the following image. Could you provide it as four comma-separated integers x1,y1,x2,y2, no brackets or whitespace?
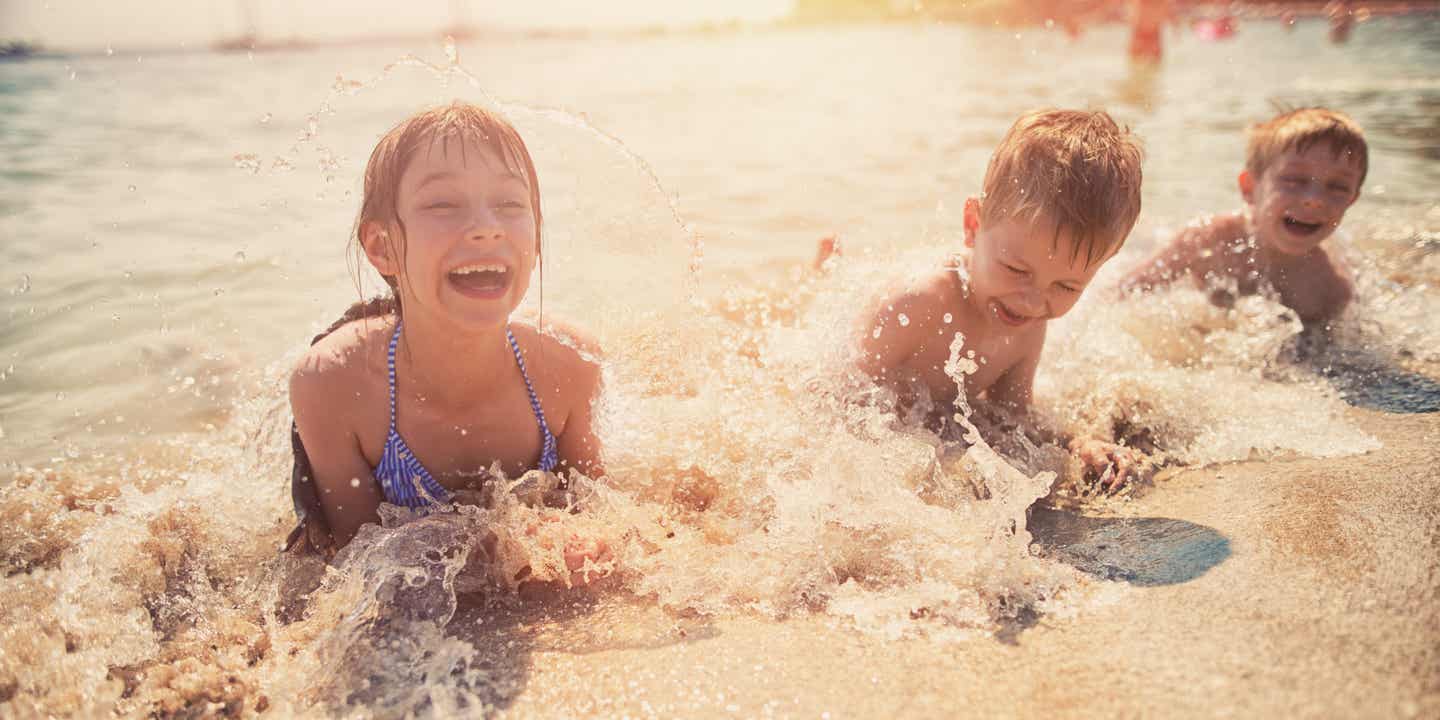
1281,9,1298,31
1327,0,1356,43
1128,0,1174,65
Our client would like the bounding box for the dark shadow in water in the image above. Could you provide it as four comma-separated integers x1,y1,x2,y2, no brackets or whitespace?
1027,506,1232,587
1309,356,1440,414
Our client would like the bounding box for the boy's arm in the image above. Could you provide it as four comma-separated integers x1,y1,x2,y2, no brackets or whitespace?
855,291,930,387
1118,224,1216,295
984,332,1043,414
290,352,384,549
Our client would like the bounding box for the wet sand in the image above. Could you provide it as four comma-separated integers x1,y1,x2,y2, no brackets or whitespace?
488,407,1439,718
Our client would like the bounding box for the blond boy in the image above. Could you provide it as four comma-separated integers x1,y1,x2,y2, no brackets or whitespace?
857,109,1146,487
1121,108,1366,330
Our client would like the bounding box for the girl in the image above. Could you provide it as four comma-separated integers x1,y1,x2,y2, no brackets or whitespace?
285,102,606,582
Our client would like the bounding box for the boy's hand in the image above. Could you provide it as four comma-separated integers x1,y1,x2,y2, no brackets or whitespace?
1069,438,1146,494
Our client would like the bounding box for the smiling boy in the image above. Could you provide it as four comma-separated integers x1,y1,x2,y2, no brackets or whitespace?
857,109,1146,485
1121,108,1367,330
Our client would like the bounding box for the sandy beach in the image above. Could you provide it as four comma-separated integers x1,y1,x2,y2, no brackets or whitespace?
489,406,1438,718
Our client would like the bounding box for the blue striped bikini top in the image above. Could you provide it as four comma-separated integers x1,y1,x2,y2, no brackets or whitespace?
374,320,559,509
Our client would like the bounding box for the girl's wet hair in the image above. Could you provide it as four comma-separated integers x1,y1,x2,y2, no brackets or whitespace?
348,101,544,309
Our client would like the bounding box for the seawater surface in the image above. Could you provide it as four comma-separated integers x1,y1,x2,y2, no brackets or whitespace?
2,16,1439,718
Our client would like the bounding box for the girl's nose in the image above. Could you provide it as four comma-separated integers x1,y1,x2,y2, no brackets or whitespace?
466,210,505,240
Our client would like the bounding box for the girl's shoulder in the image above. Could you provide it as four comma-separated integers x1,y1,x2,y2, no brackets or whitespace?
289,314,396,399
509,319,603,389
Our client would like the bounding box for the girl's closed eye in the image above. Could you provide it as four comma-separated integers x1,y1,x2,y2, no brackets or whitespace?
1002,263,1028,276
423,199,461,211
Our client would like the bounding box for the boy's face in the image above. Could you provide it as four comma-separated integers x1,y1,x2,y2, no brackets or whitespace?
962,198,1114,334
1241,143,1362,257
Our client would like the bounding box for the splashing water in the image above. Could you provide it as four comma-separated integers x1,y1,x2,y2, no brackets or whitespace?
4,25,1439,716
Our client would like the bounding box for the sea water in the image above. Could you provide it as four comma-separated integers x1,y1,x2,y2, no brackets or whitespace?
2,16,1439,717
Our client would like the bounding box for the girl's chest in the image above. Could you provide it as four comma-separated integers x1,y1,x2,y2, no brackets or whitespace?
361,389,562,486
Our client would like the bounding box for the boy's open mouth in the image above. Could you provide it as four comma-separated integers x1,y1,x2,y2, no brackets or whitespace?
991,299,1033,328
448,262,511,298
1282,216,1325,237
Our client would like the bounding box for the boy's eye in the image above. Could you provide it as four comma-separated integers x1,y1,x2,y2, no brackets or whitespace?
1280,176,1306,187
424,200,459,210
1058,284,1081,293
1327,183,1352,194
498,200,527,210
1002,264,1027,275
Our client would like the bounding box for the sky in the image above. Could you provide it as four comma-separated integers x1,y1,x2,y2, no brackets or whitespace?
0,0,795,51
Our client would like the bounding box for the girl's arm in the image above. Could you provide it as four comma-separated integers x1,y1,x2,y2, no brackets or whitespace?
290,355,384,548
555,347,605,480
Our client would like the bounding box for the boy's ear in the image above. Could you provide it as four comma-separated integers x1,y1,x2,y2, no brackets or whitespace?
360,221,400,276
962,196,982,248
1238,170,1256,204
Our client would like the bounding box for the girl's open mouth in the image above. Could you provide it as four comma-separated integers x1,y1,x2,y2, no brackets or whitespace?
1282,216,1325,236
448,262,511,298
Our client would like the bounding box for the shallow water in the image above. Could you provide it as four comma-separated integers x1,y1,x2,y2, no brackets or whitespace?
2,14,1439,718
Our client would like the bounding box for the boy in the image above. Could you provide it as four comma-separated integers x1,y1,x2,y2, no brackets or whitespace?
855,109,1146,488
1121,107,1366,331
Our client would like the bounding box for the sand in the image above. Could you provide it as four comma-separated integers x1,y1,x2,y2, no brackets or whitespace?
479,407,1439,719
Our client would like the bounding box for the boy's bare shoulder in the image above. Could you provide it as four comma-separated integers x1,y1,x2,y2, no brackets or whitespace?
869,267,962,328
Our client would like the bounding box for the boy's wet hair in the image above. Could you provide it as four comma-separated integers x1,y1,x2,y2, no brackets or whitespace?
1245,107,1368,186
350,101,543,301
980,109,1144,266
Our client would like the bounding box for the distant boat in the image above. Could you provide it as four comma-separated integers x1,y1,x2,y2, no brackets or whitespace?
0,41,40,60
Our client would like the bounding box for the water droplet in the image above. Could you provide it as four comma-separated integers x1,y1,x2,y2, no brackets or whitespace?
123,271,133,280
259,112,272,124
233,251,246,264
942,313,953,324
442,35,459,64
871,326,882,339
68,69,77,80
13,274,31,295
897,313,910,327
182,376,195,387
55,391,65,401
459,428,468,436
105,45,114,56
127,184,136,192
213,288,224,296
232,153,262,174
350,477,361,488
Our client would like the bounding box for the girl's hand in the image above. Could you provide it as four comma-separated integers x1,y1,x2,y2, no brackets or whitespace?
524,515,613,587
562,534,613,587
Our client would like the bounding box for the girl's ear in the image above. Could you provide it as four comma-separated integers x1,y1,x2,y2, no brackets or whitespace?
360,221,400,277
962,196,982,248
1238,170,1256,204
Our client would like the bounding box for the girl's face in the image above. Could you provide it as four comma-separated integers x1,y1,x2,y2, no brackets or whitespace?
372,137,539,330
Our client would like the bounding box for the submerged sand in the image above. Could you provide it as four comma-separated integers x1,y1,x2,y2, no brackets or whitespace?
484,407,1438,719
